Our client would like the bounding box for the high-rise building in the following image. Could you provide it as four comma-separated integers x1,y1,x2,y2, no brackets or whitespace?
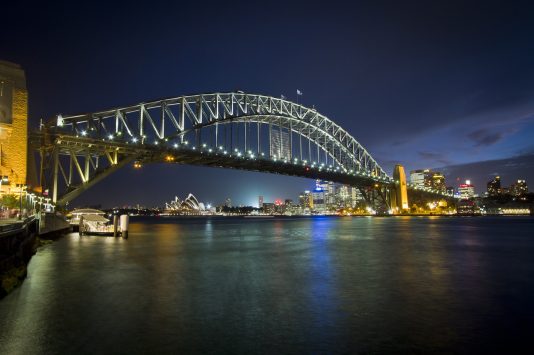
299,190,313,210
458,180,475,199
270,128,291,160
393,164,409,212
337,185,350,207
258,196,264,208
510,179,528,196
410,169,446,192
431,172,446,193
350,186,363,207
410,169,429,189
487,176,501,196
225,198,232,207
312,186,326,212
262,203,275,214
316,179,335,207
0,61,27,194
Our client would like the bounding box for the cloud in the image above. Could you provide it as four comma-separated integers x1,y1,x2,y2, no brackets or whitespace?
467,128,504,147
418,151,451,165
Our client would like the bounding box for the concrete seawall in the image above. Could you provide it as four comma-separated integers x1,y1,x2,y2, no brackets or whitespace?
0,214,71,298
0,218,39,298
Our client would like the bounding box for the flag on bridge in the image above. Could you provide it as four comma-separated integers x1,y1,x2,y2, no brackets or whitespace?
297,89,303,96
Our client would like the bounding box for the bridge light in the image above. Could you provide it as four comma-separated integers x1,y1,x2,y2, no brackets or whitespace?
223,150,227,154
173,143,178,148
154,141,159,145
108,134,114,140
81,130,87,136
237,152,242,157
184,141,189,145
192,147,196,150
261,152,264,156
219,146,223,150
132,137,138,143
208,149,212,153
202,143,207,148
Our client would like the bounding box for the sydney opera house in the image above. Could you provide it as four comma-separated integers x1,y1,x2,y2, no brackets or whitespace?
163,194,208,215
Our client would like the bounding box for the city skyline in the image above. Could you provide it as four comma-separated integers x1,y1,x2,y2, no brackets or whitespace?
3,1,534,207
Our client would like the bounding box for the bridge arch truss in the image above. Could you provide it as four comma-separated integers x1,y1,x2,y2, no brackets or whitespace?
34,92,392,205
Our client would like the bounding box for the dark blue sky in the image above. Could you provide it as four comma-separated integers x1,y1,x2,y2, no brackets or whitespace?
4,0,534,207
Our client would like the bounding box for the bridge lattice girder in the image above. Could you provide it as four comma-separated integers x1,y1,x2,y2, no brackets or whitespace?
32,92,452,206
52,93,388,178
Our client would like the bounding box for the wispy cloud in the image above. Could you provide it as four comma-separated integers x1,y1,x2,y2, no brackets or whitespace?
418,151,451,166
467,128,504,147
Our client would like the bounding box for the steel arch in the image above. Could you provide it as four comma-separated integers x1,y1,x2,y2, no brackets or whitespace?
51,92,388,179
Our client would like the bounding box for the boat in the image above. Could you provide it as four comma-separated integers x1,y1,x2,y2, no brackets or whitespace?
78,214,116,236
68,209,108,226
67,209,117,236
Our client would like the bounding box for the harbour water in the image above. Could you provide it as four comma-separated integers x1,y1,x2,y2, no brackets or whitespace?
1,216,533,353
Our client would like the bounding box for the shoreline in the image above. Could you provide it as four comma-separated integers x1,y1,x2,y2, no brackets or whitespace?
0,230,65,299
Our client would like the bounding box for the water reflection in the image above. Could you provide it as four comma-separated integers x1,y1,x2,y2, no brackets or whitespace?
1,217,533,353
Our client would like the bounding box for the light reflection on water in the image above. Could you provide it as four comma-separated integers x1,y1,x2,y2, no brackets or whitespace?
1,216,533,354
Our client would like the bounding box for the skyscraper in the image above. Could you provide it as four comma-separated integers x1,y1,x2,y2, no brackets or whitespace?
458,180,475,199
258,196,264,208
510,179,528,196
410,169,429,189
410,169,446,191
487,176,501,196
312,186,326,212
431,172,446,192
299,190,313,210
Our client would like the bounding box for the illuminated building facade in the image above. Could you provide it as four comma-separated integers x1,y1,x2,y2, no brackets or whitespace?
458,180,475,199
431,172,446,193
510,179,528,196
164,194,207,214
393,164,409,212
262,202,275,214
312,186,326,212
410,169,446,192
270,128,291,160
0,61,27,194
487,176,501,196
299,190,313,210
410,169,429,189
258,195,264,208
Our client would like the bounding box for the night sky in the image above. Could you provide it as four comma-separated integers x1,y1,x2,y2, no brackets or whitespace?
4,1,534,207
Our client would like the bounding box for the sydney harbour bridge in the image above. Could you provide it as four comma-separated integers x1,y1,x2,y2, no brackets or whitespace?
30,92,452,210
